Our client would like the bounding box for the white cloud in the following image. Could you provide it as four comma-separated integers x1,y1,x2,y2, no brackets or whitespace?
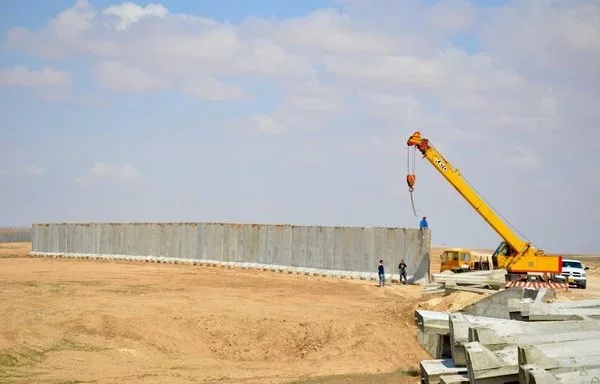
324,55,443,89
229,114,285,135
91,60,167,92
23,164,45,176
342,137,381,157
297,148,327,166
48,0,95,42
426,0,476,32
102,2,168,31
75,162,140,186
356,92,423,125
231,40,315,76
0,66,71,88
182,76,248,101
507,145,539,171
280,79,346,114
90,162,112,177
273,8,397,54
118,164,139,180
0,163,45,179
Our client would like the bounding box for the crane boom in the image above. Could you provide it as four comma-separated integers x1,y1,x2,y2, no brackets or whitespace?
407,131,562,276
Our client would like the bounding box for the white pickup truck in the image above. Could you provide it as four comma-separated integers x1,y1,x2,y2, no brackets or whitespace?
554,258,589,289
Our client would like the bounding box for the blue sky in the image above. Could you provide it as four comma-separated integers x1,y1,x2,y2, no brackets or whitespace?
1,0,599,254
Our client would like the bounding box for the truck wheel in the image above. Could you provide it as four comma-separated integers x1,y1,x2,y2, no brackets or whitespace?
580,282,587,289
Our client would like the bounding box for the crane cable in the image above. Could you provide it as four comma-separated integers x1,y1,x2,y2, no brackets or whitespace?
407,146,418,217
426,141,536,249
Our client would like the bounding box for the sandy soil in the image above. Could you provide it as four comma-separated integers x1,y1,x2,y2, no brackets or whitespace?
0,241,31,258
0,243,434,384
1,242,598,384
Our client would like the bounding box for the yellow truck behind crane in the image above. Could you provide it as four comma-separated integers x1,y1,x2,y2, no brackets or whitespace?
439,248,493,273
406,131,563,286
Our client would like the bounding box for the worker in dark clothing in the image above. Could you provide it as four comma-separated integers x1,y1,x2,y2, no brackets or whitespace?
378,259,385,287
419,216,429,230
398,259,407,285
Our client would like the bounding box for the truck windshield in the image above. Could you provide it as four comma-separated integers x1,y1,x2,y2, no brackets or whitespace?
563,261,582,268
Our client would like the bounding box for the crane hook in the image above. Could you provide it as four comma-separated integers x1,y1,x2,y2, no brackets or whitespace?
407,146,418,217
406,173,418,217
406,174,416,192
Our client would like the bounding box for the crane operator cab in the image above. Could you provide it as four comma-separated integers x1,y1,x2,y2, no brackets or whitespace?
491,241,512,270
491,241,562,283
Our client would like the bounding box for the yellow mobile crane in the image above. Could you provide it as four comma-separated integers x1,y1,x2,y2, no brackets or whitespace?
406,131,563,284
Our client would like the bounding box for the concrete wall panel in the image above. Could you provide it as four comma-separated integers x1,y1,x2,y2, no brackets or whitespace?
203,223,224,261
31,222,430,282
332,227,345,270
248,224,261,263
306,226,318,268
34,224,46,252
290,225,308,267
50,224,60,253
321,226,335,269
135,223,148,256
151,223,162,257
341,227,355,271
98,224,113,255
127,224,139,255
157,224,172,258
235,224,252,263
264,225,290,265
312,227,326,269
178,223,198,259
84,224,92,254
58,224,67,252
256,225,268,264
222,224,237,262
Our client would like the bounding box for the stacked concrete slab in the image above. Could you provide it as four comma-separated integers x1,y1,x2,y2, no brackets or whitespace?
30,222,431,283
416,287,600,384
423,270,510,295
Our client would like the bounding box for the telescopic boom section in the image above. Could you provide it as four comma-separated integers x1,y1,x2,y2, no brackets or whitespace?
406,131,528,253
406,131,562,275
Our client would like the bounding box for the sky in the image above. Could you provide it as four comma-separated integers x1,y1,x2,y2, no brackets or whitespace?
0,0,599,254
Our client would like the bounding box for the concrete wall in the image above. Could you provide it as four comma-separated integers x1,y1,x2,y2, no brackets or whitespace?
31,222,431,283
0,226,32,243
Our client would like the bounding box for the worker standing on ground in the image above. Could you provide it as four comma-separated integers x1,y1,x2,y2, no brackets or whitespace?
398,259,407,285
378,259,385,287
419,216,428,230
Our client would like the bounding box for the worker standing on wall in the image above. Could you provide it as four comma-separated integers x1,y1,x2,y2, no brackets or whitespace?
419,216,429,230
378,260,385,287
398,259,407,285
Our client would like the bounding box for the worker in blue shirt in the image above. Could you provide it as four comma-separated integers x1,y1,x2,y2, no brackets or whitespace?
419,216,429,230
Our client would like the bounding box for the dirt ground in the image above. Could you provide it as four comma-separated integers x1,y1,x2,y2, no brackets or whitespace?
1,243,599,384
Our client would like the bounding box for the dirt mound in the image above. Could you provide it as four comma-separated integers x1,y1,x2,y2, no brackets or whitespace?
418,291,486,312
587,265,600,277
